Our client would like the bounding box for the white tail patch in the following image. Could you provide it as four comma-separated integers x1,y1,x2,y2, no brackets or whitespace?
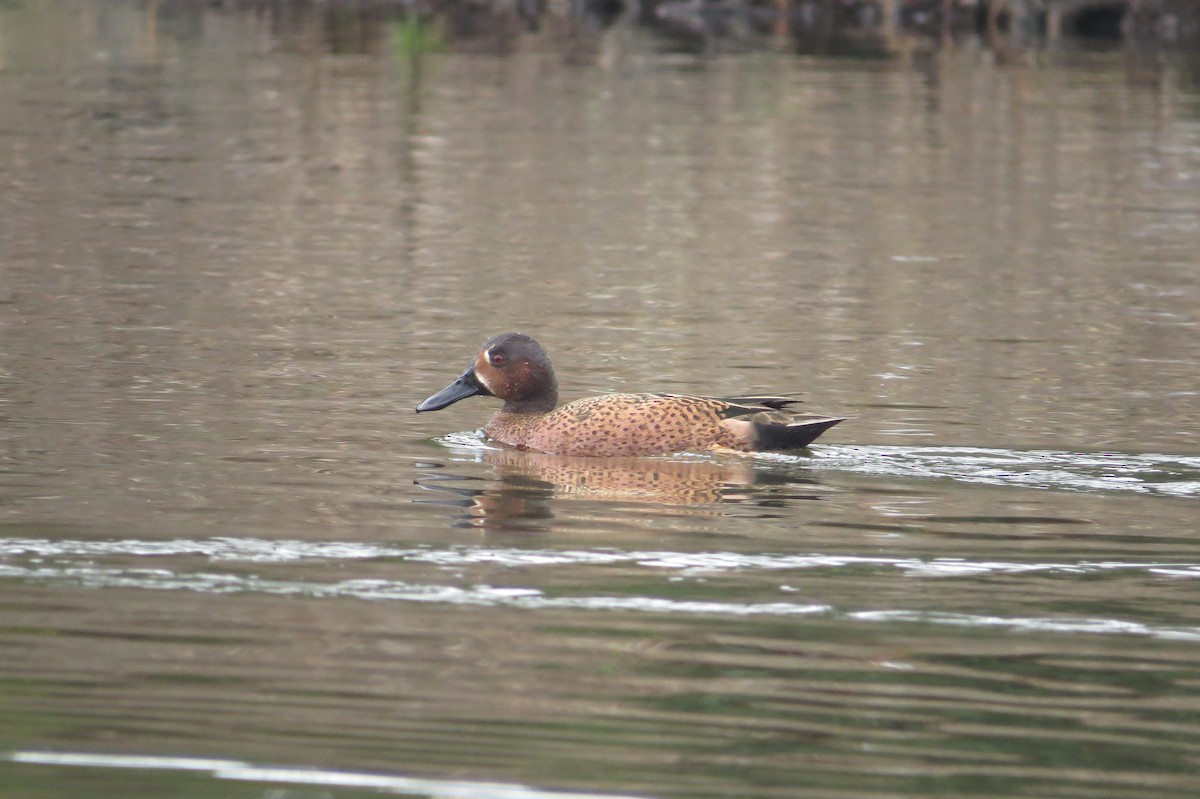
721,418,754,440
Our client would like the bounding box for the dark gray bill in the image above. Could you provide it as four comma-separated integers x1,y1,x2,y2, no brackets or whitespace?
415,368,487,413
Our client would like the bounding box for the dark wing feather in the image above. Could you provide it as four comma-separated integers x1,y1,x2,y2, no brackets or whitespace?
715,396,804,419
719,395,802,412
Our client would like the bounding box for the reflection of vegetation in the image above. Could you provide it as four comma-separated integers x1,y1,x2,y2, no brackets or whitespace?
0,676,57,747
391,16,443,59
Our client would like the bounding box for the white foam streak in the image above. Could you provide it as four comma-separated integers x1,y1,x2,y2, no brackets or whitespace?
4,537,1198,579
809,446,1200,497
7,751,649,799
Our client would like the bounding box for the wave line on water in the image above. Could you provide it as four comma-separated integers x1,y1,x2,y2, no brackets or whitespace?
6,751,650,799
431,436,1200,497
2,560,1197,641
0,561,831,616
806,445,1200,497
851,609,1200,641
3,538,1199,579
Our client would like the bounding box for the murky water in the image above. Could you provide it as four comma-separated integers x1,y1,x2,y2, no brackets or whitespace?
3,2,1200,798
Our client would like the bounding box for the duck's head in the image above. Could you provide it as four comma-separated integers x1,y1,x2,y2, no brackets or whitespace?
416,332,559,415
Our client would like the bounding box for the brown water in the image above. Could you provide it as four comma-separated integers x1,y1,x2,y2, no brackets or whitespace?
3,2,1200,798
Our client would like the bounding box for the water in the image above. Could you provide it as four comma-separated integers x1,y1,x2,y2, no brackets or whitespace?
3,2,1200,797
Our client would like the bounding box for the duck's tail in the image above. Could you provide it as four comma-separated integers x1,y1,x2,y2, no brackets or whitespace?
752,415,844,450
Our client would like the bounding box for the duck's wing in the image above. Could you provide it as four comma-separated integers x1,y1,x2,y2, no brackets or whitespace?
718,395,803,412
652,393,802,412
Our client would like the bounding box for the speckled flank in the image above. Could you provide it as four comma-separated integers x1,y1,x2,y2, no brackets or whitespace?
485,394,749,457
417,333,844,457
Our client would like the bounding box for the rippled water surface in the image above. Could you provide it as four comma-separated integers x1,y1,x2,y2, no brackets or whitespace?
3,2,1200,798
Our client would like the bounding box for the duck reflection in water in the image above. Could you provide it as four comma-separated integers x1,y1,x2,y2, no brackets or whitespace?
416,447,827,532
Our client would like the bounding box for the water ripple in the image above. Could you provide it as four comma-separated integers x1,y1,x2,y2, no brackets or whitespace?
433,438,1200,498
2,537,1198,579
1,558,1197,641
807,446,1200,497
0,561,830,617
7,751,649,799
852,610,1200,641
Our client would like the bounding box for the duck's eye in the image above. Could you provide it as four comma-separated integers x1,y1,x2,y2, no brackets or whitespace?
490,352,505,366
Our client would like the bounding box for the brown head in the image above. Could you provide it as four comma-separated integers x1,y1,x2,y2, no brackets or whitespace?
415,332,559,415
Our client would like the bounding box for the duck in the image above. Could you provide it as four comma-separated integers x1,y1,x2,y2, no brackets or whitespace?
415,332,844,457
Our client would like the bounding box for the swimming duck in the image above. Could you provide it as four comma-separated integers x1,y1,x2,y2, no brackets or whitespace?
416,332,843,457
